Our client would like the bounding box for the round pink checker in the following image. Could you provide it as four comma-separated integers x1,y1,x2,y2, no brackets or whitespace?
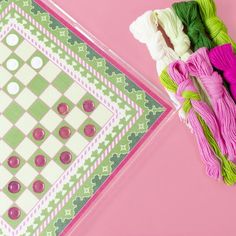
8,207,21,220
35,155,46,167
8,181,21,194
33,180,45,193
59,127,71,139
33,128,45,141
57,103,70,115
8,156,20,168
84,124,96,137
60,151,72,164
83,100,95,113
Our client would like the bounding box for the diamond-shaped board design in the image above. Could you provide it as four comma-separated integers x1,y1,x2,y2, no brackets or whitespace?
0,0,171,235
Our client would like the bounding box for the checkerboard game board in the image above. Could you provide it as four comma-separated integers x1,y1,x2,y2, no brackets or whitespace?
0,0,171,235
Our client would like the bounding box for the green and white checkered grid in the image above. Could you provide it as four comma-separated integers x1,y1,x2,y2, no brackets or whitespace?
0,29,113,221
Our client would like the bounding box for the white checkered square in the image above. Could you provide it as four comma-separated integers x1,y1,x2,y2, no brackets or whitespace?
0,116,12,138
41,135,63,157
15,113,37,135
0,141,12,163
90,104,113,127
0,166,12,189
0,192,12,216
64,107,87,129
16,189,38,214
40,110,62,132
0,67,12,88
64,83,86,104
15,138,38,161
40,85,61,107
39,61,61,82
0,90,11,112
41,160,63,184
15,64,37,85
15,88,37,109
15,163,38,186
15,40,36,61
65,132,88,156
0,42,11,63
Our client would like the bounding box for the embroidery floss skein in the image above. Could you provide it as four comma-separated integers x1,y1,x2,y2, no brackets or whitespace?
129,11,185,119
196,0,236,51
154,8,192,61
172,1,214,51
160,62,236,185
209,44,236,102
187,48,236,161
161,61,221,179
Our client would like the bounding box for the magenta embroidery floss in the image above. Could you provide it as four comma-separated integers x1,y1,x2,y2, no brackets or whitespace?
209,44,236,102
187,48,236,161
167,61,220,178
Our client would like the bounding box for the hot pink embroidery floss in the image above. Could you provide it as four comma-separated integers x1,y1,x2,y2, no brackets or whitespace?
167,61,220,178
187,48,236,161
209,44,236,102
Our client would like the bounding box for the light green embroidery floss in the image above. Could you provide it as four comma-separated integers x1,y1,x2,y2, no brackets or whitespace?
196,0,236,51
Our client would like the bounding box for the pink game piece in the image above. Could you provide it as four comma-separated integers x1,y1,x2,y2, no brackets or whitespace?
33,128,45,141
33,180,45,193
8,181,21,194
8,207,21,220
60,151,72,164
84,124,96,137
8,156,20,168
83,100,95,112
59,126,71,139
57,103,70,115
35,155,46,167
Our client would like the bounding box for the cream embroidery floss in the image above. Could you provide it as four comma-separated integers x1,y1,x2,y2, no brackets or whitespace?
154,8,192,61
129,11,186,121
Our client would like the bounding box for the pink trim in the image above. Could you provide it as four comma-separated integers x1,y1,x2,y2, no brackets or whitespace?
34,0,172,235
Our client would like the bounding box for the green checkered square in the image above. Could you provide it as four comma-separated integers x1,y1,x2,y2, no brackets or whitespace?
2,151,25,175
29,175,51,199
28,100,49,120
53,121,75,144
77,93,99,111
2,208,26,229
28,149,49,172
28,124,50,145
4,127,24,148
3,102,24,123
2,78,24,99
54,147,76,170
28,75,49,96
3,30,24,50
2,179,26,202
27,50,48,71
79,118,101,141
52,96,74,114
3,53,24,74
52,72,73,93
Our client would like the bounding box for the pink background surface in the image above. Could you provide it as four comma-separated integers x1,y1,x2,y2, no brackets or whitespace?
49,0,236,235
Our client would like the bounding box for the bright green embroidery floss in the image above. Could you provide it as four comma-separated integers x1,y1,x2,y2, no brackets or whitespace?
196,0,236,51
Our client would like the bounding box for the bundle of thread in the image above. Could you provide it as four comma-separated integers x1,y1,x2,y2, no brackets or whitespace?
130,0,236,185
